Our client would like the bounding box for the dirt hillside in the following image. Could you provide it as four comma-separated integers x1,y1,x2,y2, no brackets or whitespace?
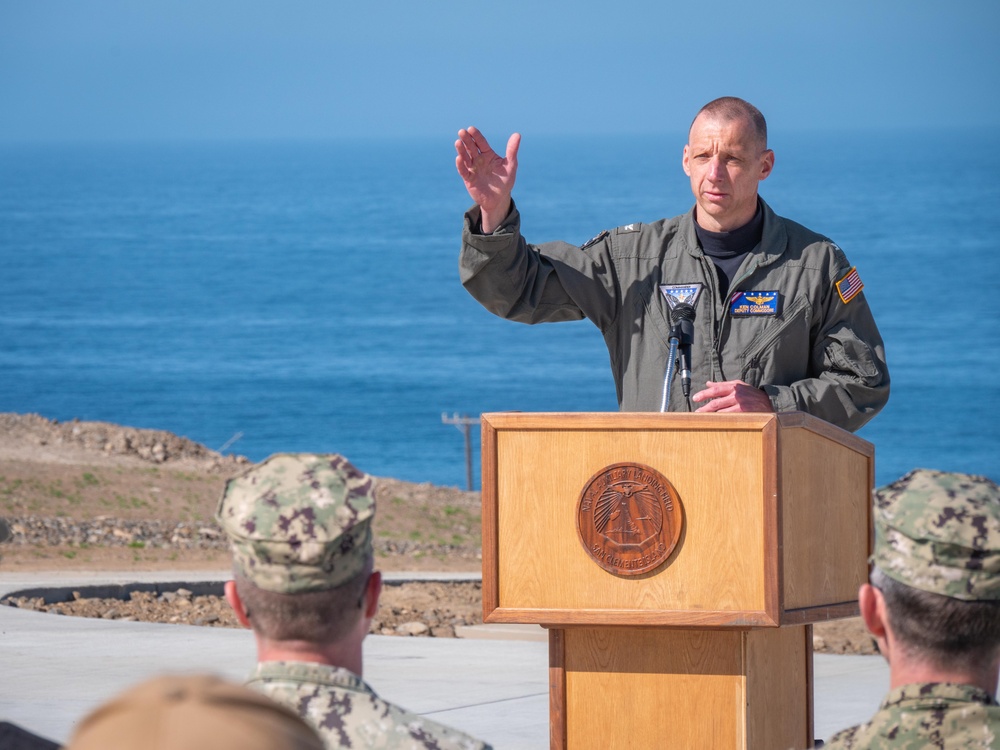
0,413,482,572
0,413,872,652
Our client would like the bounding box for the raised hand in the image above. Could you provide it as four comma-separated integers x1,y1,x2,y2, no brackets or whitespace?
455,127,521,233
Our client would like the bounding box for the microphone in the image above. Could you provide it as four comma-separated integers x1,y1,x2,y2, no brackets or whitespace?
671,303,696,399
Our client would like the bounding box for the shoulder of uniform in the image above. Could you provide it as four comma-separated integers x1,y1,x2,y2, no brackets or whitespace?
822,723,860,749
614,222,642,235
580,229,611,250
771,212,825,245
826,240,850,268
774,215,851,266
580,222,643,250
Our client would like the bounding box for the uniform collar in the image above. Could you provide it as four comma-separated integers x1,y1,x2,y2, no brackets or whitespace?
680,197,787,271
880,682,999,711
249,660,375,696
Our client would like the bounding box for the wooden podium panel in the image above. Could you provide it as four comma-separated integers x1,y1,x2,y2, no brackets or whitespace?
482,412,873,627
550,625,812,750
483,412,872,749
780,417,874,618
492,422,768,623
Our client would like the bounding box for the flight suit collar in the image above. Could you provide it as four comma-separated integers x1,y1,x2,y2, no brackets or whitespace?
680,197,788,272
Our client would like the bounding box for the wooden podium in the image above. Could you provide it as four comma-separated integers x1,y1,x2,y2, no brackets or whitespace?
480,412,874,750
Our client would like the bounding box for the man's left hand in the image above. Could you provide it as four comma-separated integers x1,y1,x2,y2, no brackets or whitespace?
692,380,774,413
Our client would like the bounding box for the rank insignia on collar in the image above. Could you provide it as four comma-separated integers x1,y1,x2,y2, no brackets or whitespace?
580,230,610,250
730,291,780,316
659,283,703,310
836,267,864,304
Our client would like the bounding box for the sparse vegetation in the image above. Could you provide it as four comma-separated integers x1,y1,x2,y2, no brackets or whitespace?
0,413,483,574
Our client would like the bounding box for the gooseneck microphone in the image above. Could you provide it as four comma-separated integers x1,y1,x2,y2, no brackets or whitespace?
671,303,696,400
661,333,680,412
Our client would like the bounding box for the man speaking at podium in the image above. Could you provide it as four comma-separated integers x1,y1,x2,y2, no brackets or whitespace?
455,98,889,432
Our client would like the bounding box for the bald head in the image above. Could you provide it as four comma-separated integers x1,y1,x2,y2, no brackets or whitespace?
690,97,768,151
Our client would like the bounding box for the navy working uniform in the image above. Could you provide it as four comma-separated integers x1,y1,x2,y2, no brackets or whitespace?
247,662,490,750
460,198,889,432
823,469,1000,748
217,454,492,750
825,682,1000,749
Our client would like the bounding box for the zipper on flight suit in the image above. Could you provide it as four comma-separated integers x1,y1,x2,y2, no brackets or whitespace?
710,262,759,382
697,243,779,386
695,254,725,383
739,296,810,383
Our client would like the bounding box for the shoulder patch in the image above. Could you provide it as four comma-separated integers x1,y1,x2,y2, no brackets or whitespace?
659,283,703,309
836,266,864,304
580,230,609,250
615,223,641,234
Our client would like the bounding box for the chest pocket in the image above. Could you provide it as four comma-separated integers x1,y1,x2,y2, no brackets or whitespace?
738,296,812,388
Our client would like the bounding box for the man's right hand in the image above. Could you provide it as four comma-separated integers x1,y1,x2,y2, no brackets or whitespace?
455,127,520,234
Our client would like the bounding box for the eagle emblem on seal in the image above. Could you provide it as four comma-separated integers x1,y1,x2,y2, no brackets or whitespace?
577,462,684,576
593,480,663,540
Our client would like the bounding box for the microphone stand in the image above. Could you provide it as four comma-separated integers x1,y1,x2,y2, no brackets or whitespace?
664,303,696,412
660,332,680,413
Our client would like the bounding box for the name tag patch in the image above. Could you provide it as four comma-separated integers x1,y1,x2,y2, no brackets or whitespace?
730,291,780,316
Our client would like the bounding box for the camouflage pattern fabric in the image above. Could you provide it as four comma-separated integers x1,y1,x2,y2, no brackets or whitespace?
824,682,1000,749
247,661,492,750
873,469,1000,601
217,453,376,593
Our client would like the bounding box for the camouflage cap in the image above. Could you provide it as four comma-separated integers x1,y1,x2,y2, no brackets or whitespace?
216,453,376,594
872,468,1000,601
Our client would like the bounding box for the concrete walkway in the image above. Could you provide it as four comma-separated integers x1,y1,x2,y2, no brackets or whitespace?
0,570,888,748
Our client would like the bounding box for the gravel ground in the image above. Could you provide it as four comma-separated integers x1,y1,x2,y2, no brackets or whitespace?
0,579,874,652
1,580,485,639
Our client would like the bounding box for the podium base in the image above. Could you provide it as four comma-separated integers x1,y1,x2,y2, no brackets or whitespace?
548,625,814,750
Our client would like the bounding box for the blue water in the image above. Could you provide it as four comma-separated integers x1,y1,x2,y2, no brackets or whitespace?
1,130,997,489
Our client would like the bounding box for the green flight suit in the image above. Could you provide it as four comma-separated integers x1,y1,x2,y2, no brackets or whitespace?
460,198,889,432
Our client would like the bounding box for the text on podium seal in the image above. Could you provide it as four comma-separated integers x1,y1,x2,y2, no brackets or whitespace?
576,462,684,576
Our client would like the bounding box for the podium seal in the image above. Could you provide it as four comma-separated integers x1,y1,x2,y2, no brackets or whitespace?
576,462,683,576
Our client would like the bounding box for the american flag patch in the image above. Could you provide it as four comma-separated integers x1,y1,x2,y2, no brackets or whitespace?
836,267,864,304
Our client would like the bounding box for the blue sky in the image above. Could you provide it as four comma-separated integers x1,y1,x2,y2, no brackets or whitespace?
1,0,997,142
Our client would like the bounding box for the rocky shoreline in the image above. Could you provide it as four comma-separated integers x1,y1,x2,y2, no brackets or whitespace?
0,412,249,469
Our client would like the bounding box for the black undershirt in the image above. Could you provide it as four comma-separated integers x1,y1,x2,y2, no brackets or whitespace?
694,203,764,300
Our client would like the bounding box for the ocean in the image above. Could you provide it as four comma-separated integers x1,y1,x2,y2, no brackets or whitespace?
1,130,997,489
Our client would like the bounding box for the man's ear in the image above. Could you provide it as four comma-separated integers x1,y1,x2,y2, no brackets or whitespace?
758,149,775,181
363,571,382,619
224,580,251,629
859,583,889,640
859,582,893,660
